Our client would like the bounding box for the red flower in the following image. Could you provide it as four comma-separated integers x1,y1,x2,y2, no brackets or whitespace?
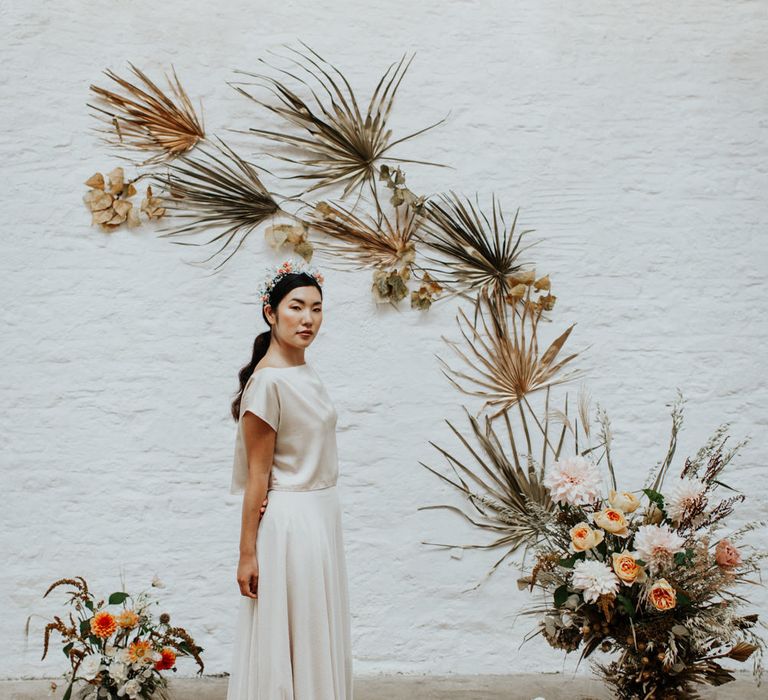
154,647,177,671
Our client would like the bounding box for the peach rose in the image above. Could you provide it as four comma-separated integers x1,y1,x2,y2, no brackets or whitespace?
608,489,640,514
715,539,742,568
648,578,677,611
611,551,647,584
592,507,630,537
569,522,605,552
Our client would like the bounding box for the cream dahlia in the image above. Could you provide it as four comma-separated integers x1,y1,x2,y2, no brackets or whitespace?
665,476,707,523
571,560,620,603
543,456,602,506
633,524,686,573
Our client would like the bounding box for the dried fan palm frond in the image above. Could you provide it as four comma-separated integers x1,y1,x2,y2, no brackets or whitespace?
88,62,205,165
438,285,585,420
415,190,537,301
308,198,424,305
308,198,419,272
418,405,562,590
228,41,449,200
149,136,283,270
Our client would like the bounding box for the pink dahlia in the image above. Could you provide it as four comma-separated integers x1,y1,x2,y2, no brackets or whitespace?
543,456,602,506
633,524,686,574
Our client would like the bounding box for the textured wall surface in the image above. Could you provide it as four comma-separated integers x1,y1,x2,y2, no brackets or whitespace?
1,0,766,682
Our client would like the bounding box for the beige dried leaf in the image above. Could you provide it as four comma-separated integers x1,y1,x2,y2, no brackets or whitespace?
107,209,127,225
89,191,114,212
293,240,314,262
264,224,290,250
540,293,557,311
84,172,105,190
83,189,113,211
112,199,132,217
140,186,165,219
107,167,125,195
510,269,536,286
285,222,307,244
508,283,527,299
265,223,306,250
92,209,115,225
126,206,142,228
534,274,550,291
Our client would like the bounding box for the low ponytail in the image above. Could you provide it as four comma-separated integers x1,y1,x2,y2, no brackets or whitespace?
231,329,272,421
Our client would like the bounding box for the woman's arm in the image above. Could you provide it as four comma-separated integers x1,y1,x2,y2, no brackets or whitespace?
236,412,277,598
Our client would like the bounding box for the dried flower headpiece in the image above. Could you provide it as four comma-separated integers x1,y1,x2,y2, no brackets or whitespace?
258,258,324,307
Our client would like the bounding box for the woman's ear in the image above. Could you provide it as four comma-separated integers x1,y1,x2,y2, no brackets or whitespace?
264,303,276,327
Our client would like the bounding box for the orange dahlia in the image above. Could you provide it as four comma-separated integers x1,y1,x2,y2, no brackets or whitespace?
117,609,140,629
154,647,177,671
90,611,117,639
128,639,153,664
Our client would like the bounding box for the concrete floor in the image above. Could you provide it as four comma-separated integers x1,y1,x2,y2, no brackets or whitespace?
0,674,764,700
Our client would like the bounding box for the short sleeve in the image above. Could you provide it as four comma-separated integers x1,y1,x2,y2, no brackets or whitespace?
241,371,281,431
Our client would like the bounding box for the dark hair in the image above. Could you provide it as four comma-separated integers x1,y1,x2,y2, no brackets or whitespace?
231,272,323,421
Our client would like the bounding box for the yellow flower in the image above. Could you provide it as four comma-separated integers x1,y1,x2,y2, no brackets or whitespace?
569,522,604,552
592,507,630,537
608,489,640,514
128,639,153,664
117,609,140,629
649,578,677,611
611,551,647,584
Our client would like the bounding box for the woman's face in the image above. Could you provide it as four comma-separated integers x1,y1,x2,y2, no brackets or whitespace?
269,285,323,348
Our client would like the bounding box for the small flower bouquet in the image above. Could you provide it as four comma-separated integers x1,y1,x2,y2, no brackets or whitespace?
518,398,767,699
39,576,204,700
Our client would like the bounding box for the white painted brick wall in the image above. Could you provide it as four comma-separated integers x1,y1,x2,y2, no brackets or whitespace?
2,0,766,682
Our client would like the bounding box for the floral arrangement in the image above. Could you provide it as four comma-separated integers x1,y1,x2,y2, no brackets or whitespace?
257,258,324,308
39,576,203,700
517,397,766,699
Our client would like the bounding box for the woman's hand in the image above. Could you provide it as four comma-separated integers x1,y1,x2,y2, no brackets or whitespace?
259,496,268,519
237,553,259,599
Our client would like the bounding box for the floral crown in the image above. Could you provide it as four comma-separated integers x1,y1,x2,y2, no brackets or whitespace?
258,258,324,307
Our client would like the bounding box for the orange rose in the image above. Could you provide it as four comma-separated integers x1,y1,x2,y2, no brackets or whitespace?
154,647,177,671
592,507,629,537
715,539,741,568
611,551,647,584
608,489,640,514
90,611,117,639
648,578,677,611
116,609,140,629
569,522,604,552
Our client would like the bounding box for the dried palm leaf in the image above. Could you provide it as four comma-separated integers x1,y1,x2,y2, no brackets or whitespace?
149,136,283,270
88,62,205,165
228,41,449,199
438,285,585,420
418,404,563,590
415,190,537,300
308,198,419,272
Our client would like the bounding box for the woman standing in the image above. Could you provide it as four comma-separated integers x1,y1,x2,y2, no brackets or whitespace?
226,259,353,699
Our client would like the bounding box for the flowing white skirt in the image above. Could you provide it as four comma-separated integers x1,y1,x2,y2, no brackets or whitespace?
226,485,353,700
